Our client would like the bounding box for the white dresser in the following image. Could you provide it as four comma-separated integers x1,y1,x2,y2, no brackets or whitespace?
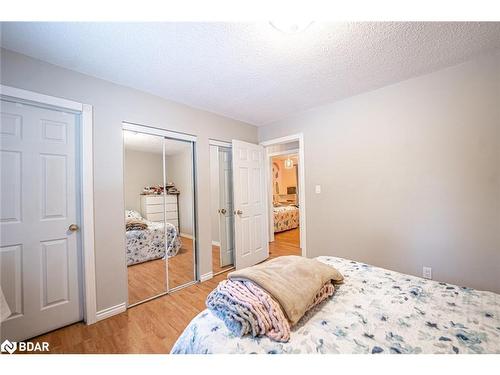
140,194,179,231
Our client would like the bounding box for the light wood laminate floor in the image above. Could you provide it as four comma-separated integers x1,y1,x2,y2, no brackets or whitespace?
127,236,196,305
28,228,300,353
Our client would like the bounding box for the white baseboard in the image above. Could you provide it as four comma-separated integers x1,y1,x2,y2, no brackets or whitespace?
96,302,127,322
200,272,213,282
211,240,220,247
180,233,193,240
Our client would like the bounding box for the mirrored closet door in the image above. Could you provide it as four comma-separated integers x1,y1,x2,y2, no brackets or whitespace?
124,130,167,305
164,137,197,290
123,124,198,306
209,142,235,275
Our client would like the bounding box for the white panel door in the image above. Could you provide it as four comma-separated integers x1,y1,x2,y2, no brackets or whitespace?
218,147,234,267
0,99,82,341
232,140,268,269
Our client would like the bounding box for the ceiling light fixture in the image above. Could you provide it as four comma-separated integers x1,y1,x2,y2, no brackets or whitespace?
269,21,313,34
284,157,294,169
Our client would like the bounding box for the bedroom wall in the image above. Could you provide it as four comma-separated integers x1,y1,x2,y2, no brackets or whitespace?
259,51,500,293
124,149,163,213
165,149,194,237
275,157,298,195
0,48,258,312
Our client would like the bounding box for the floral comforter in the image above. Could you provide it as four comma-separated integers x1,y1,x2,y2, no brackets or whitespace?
125,210,182,266
171,256,500,354
274,205,299,233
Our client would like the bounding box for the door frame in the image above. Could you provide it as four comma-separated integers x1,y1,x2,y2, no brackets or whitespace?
260,133,307,257
0,84,97,324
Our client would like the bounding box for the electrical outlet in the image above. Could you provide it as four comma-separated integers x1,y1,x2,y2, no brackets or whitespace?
423,267,432,280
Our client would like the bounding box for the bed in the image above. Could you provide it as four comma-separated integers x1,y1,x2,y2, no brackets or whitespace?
274,205,299,233
125,210,182,266
171,256,500,354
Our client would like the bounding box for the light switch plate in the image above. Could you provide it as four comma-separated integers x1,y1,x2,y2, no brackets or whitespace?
315,185,321,194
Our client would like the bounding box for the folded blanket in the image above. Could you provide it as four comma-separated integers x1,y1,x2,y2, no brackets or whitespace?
228,255,343,325
207,279,290,341
125,218,148,231
206,255,343,342
207,279,336,342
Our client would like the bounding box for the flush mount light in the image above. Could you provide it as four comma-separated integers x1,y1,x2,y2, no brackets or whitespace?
284,157,294,169
269,21,313,34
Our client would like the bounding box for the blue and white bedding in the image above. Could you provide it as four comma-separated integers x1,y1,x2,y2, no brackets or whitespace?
171,256,500,354
125,210,182,266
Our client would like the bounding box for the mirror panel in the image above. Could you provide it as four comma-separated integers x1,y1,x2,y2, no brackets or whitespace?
210,144,235,275
124,130,167,305
165,138,196,289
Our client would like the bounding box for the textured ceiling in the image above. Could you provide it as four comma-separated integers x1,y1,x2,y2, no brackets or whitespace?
1,22,500,126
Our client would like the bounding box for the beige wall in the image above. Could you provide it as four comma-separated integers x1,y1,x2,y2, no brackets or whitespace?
0,48,258,311
124,149,163,213
165,149,194,236
272,156,298,205
260,52,500,293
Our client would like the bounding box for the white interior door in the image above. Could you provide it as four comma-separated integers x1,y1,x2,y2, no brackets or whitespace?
232,140,268,269
0,99,82,341
218,147,234,267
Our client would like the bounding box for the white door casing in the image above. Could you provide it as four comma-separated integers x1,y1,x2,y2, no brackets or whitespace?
232,140,268,269
0,99,83,341
218,147,234,267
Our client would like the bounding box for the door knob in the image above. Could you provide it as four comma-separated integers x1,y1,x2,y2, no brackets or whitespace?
68,224,79,232
234,209,243,215
220,208,227,214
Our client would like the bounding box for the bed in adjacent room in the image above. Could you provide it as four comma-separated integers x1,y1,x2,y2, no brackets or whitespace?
171,256,500,354
125,210,182,266
274,205,299,233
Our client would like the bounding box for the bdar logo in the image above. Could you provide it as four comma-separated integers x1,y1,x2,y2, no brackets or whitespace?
1,339,17,354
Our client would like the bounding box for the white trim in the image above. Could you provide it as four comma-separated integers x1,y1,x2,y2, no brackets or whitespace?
200,272,213,282
123,121,197,142
261,133,307,257
260,133,302,147
211,240,221,247
1,84,97,325
180,233,194,240
0,84,83,112
268,149,300,158
96,303,127,322
209,139,232,148
81,104,97,325
265,151,275,243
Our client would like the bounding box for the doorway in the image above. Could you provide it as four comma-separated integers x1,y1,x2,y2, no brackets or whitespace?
261,134,306,258
270,152,301,254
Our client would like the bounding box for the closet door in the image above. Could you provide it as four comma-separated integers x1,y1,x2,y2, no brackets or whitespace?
164,137,197,290
209,143,235,275
218,147,234,267
1,99,82,341
123,130,167,306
